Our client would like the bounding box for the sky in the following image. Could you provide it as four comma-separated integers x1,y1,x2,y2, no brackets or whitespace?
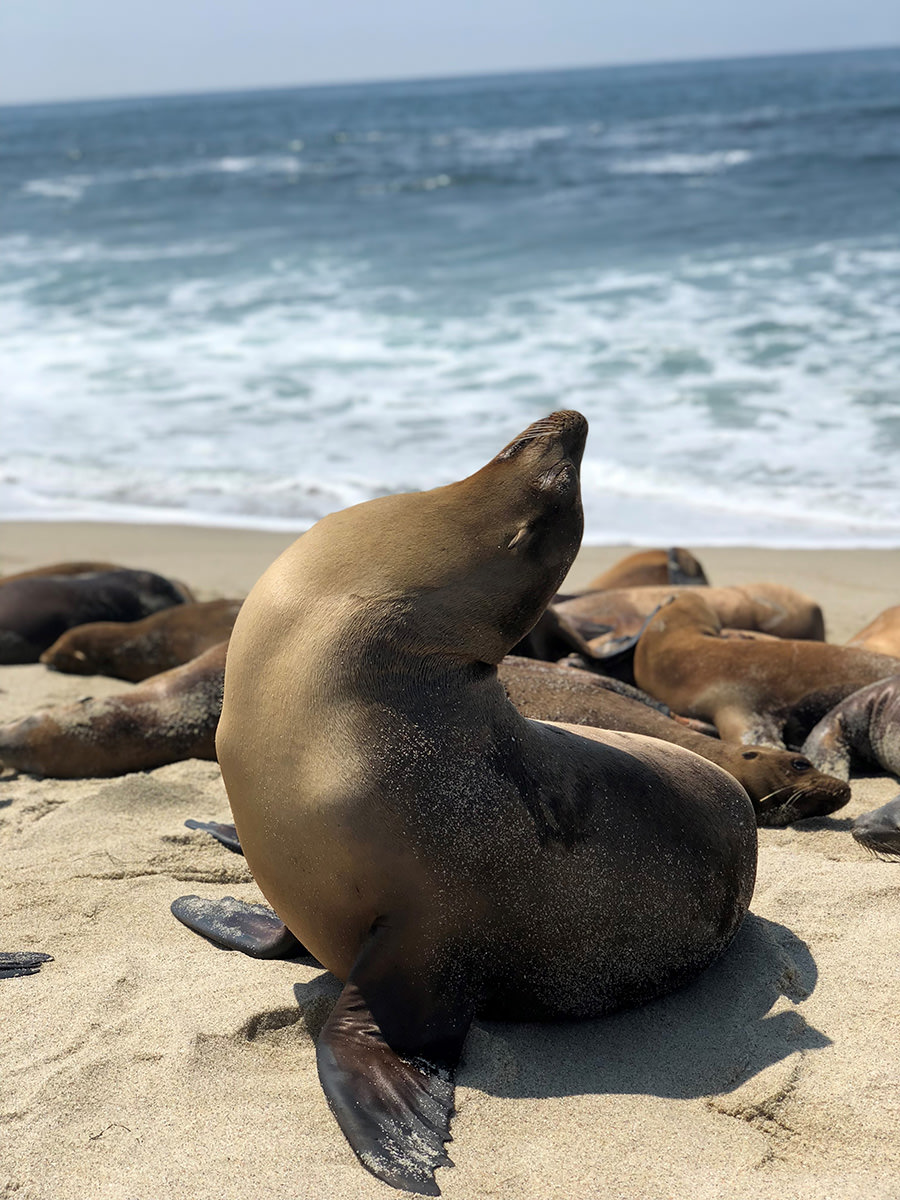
1,0,898,105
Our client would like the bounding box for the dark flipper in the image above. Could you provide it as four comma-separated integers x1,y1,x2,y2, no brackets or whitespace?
667,546,709,587
317,932,474,1195
184,818,243,854
0,951,53,979
852,795,900,860
171,894,306,958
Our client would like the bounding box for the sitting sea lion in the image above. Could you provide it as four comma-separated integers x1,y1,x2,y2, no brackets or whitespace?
499,656,849,825
554,582,826,650
41,598,242,682
576,546,708,592
801,675,900,781
172,410,756,1195
0,642,225,777
0,569,193,664
633,592,900,747
851,795,900,860
846,606,900,657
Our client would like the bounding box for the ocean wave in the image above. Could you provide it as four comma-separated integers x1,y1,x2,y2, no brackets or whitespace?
2,235,899,544
609,150,753,175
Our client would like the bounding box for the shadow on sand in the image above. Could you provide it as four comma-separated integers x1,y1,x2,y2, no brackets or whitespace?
291,912,828,1103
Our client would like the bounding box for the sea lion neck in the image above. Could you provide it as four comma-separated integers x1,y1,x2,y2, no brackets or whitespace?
263,410,588,664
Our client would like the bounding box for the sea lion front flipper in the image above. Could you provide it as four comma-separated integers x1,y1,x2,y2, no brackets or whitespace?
801,711,852,780
170,895,306,958
0,951,53,979
317,934,474,1195
852,795,900,860
184,818,243,854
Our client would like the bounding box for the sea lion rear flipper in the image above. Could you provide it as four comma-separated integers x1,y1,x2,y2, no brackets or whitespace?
317,934,474,1195
0,951,53,979
667,547,709,587
170,895,306,958
184,818,243,854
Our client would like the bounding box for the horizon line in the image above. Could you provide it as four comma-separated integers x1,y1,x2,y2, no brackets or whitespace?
1,40,897,111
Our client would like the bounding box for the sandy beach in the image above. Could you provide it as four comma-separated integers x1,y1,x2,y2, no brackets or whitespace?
2,523,898,1200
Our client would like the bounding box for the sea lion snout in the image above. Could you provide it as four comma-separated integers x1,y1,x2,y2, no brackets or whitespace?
495,410,588,469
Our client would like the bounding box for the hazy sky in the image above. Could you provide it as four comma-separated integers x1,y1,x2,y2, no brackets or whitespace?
1,0,898,105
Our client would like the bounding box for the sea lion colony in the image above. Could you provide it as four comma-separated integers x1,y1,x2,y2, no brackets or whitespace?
2,413,898,1195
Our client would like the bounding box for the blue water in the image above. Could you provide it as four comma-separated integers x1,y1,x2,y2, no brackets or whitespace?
2,48,900,544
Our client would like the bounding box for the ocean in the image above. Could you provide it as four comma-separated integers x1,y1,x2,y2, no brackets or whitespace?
2,47,899,546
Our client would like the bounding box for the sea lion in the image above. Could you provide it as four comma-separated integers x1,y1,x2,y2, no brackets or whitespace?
851,795,900,860
0,561,122,584
633,592,900,747
173,410,756,1194
40,598,242,682
0,569,193,664
846,606,900,657
554,582,826,650
578,546,708,591
499,656,850,825
509,605,598,660
0,642,225,777
801,674,900,781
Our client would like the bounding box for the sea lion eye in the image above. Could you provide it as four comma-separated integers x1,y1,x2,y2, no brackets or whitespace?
791,758,812,772
741,751,759,760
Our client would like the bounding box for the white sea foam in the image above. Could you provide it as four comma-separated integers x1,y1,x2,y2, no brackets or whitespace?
2,236,899,545
610,150,753,175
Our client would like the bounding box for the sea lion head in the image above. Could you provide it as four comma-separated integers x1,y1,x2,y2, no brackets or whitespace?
738,747,851,826
292,410,588,666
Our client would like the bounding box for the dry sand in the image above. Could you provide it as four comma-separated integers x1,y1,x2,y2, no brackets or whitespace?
2,523,898,1200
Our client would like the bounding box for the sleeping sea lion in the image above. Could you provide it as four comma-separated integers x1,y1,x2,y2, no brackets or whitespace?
40,598,242,682
0,569,192,664
846,606,900,657
0,561,122,584
499,656,849,825
0,642,225,777
633,592,900,747
554,582,825,650
801,674,900,781
172,410,756,1195
576,546,709,591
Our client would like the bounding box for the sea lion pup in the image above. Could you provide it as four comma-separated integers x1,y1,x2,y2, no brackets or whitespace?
0,569,193,664
173,410,757,1195
633,592,900,747
851,795,900,860
801,675,900,781
554,582,826,649
0,642,225,778
41,598,242,682
577,546,708,591
499,656,849,825
846,606,900,657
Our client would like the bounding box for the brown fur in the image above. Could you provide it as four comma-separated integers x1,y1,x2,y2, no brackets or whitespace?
41,599,242,682
578,547,708,591
0,642,226,778
555,582,825,648
846,606,900,657
499,656,849,824
633,592,900,746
